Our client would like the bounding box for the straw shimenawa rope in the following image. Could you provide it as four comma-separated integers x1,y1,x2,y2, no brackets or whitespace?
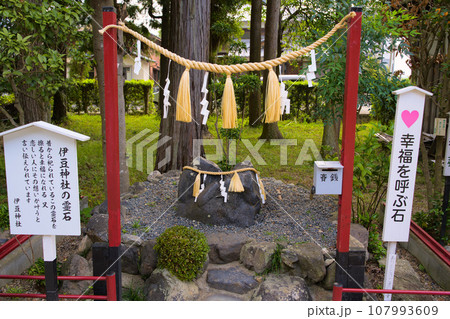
99,12,357,127
99,11,356,75
183,166,266,197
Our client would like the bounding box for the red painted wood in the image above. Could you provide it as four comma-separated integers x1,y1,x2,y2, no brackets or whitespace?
410,221,450,267
342,288,450,296
0,293,107,300
103,9,121,248
336,10,362,253
106,273,117,301
0,235,32,260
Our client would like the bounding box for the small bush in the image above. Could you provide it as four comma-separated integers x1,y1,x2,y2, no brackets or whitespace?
154,226,209,281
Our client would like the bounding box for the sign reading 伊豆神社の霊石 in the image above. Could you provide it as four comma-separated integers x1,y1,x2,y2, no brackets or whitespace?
0,121,89,236
382,86,433,243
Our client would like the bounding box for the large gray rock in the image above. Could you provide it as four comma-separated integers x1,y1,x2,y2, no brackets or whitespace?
251,274,311,301
122,233,143,247
281,243,326,284
120,244,140,275
85,214,108,243
140,239,157,277
122,273,145,291
240,241,277,274
206,263,258,294
391,259,432,301
308,284,333,301
60,254,92,295
320,261,336,290
207,232,249,264
145,269,199,301
76,235,92,257
177,157,263,227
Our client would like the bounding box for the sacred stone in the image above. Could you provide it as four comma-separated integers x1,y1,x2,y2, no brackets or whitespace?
177,157,263,227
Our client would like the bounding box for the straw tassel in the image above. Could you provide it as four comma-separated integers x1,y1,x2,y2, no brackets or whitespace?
264,68,281,123
193,173,201,197
221,74,237,129
176,68,192,122
228,172,244,192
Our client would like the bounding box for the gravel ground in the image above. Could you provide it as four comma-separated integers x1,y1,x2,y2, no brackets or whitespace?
121,171,338,250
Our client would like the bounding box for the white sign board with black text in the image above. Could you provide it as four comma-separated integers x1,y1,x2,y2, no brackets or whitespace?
0,121,89,236
382,87,432,242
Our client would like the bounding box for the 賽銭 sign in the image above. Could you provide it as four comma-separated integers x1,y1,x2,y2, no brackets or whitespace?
382,86,432,242
0,121,89,236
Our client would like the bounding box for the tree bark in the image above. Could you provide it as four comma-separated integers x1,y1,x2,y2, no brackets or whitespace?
248,0,262,127
51,88,67,123
259,0,283,140
89,0,113,195
117,6,130,194
155,0,210,172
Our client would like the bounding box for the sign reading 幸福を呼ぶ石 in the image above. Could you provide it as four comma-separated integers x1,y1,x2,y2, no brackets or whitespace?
0,121,89,236
382,86,432,242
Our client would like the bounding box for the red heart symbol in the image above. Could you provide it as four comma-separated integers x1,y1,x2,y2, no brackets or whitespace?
401,110,419,128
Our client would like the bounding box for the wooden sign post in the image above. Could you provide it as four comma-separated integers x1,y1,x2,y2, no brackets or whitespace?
0,121,89,300
441,113,450,243
382,86,432,301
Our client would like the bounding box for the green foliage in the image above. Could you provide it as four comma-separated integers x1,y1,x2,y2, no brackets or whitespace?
0,94,14,106
0,204,9,230
283,81,318,122
67,79,99,114
366,60,411,125
352,123,392,260
67,79,154,114
368,230,386,261
27,257,62,289
283,0,416,125
80,207,93,225
261,243,284,275
154,226,209,281
413,199,450,245
122,287,146,301
124,79,154,113
0,0,91,112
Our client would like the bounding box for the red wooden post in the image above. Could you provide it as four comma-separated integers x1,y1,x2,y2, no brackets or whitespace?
332,283,343,301
106,273,117,301
102,7,122,300
102,7,121,248
335,7,363,293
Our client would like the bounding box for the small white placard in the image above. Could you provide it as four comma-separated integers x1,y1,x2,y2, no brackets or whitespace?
313,161,343,195
434,118,446,136
382,87,432,242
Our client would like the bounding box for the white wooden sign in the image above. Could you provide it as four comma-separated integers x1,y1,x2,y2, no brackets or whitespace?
381,86,432,301
382,87,432,242
444,114,450,177
0,121,89,236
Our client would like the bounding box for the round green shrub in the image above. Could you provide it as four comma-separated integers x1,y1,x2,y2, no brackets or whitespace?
154,226,209,281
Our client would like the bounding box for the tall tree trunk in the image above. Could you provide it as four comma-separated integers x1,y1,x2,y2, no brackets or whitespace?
51,88,67,123
155,0,210,172
117,6,130,194
89,0,113,195
321,113,341,157
259,0,283,140
248,0,262,127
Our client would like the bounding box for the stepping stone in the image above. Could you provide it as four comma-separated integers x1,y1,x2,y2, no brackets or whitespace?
207,265,258,294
